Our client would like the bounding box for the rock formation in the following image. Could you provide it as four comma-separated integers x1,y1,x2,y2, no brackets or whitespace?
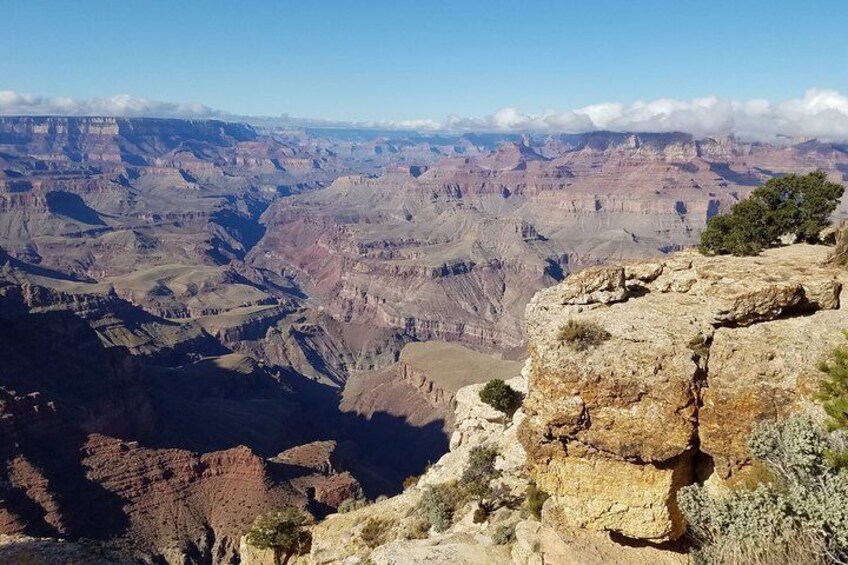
520,243,848,542
258,369,687,564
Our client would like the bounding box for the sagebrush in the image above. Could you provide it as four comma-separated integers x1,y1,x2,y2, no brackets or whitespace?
416,481,468,532
677,417,848,565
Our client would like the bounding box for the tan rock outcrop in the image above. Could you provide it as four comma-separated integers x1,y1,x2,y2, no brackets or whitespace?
520,243,848,542
511,521,687,565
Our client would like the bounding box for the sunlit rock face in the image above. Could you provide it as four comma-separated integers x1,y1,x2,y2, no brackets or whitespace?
520,244,848,541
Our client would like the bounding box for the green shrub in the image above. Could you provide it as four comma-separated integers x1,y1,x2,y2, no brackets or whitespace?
523,483,549,520
245,507,311,558
417,481,468,532
360,517,392,548
492,523,516,545
699,171,844,256
462,446,501,502
479,379,522,416
557,319,610,351
677,417,848,565
817,332,848,432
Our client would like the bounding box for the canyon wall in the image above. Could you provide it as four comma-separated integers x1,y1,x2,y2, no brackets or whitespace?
253,134,848,353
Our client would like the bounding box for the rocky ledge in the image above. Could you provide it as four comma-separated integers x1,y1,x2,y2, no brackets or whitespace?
519,243,848,542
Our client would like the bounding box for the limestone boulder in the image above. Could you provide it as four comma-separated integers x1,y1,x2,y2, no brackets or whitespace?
554,265,628,305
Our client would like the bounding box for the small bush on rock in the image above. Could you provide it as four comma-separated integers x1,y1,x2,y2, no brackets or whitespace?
472,506,488,523
462,446,502,503
479,379,522,416
337,497,371,514
817,332,848,437
492,523,516,545
403,475,420,489
523,483,549,520
557,319,610,351
699,171,844,256
403,518,431,540
812,333,848,468
417,481,468,532
360,517,392,549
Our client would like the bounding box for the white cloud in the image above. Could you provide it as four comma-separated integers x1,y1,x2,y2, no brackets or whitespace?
0,91,225,119
3,88,848,140
391,88,848,141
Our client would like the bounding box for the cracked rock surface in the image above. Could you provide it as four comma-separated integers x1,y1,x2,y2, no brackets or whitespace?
519,244,848,541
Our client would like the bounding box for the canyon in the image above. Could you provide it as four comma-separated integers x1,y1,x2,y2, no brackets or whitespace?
2,116,848,563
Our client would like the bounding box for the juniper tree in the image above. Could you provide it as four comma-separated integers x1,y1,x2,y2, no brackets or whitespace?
246,507,310,562
699,171,844,256
479,379,521,417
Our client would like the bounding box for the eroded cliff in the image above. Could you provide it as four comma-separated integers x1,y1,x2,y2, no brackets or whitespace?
519,243,848,542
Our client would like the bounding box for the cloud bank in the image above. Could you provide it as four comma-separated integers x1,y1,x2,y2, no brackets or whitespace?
429,89,848,141
0,91,225,119
3,88,848,140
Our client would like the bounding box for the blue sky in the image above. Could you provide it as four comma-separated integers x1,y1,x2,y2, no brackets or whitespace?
1,0,847,129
